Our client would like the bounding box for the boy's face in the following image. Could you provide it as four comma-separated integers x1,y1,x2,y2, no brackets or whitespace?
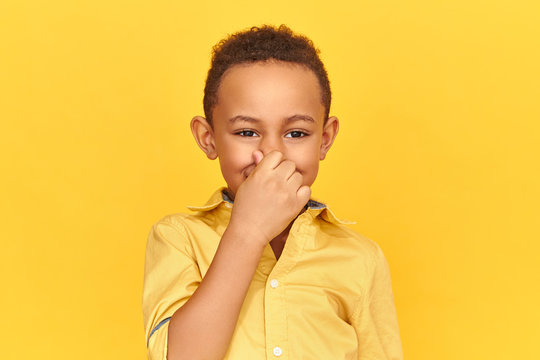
192,61,338,199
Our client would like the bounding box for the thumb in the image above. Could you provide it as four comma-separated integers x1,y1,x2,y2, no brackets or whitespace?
253,150,264,165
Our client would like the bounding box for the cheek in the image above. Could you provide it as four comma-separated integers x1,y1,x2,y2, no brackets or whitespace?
287,146,321,183
218,141,255,174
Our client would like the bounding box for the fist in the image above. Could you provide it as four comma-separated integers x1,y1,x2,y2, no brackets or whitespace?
229,150,311,245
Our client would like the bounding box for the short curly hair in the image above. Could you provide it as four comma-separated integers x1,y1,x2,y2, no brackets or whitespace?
203,25,331,125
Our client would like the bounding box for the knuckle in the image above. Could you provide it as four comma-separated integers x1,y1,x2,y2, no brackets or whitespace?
270,150,283,158
284,160,295,168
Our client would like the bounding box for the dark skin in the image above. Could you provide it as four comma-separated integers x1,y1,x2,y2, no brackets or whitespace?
225,187,299,260
167,61,338,360
270,221,294,260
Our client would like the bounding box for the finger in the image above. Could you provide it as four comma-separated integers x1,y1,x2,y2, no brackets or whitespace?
276,159,296,179
287,171,303,188
243,163,256,178
258,150,285,170
252,150,264,165
244,150,265,178
297,185,311,205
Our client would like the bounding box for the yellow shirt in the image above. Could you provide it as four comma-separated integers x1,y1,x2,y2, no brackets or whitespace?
142,188,403,359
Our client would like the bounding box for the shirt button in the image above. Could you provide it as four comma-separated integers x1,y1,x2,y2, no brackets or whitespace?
270,279,279,288
273,346,282,356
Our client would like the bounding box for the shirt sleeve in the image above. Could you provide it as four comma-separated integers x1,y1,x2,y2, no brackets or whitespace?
142,216,202,360
350,243,403,360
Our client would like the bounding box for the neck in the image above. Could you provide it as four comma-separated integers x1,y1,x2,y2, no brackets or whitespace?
273,222,293,244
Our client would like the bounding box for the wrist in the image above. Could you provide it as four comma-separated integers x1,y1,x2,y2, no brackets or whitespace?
225,219,270,251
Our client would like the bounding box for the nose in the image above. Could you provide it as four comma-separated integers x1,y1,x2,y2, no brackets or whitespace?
259,134,285,156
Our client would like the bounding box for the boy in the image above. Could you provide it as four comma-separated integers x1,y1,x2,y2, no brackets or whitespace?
142,25,403,359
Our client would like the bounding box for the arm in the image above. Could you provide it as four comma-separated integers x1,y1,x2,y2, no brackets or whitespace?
165,223,265,359
143,219,266,360
351,244,403,360
166,150,310,360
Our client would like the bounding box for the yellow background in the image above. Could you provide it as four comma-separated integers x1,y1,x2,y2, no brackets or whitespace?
1,0,539,359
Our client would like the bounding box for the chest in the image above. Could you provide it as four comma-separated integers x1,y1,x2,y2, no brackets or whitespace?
270,239,285,260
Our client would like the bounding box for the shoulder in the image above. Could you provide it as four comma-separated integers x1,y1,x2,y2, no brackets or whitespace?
150,211,211,233
308,202,385,261
342,225,384,255
316,219,388,268
148,207,224,240
319,218,383,252
145,212,208,254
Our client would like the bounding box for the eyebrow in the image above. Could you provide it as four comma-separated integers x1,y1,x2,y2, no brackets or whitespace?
228,114,315,124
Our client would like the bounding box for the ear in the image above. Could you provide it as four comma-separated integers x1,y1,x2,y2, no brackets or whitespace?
191,116,218,160
319,116,339,160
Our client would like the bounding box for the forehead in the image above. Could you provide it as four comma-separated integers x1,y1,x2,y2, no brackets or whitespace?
213,61,325,127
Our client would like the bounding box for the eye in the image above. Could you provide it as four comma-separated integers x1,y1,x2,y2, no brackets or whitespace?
285,131,307,138
236,130,258,137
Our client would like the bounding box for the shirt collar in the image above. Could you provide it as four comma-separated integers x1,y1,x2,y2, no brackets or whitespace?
187,187,355,225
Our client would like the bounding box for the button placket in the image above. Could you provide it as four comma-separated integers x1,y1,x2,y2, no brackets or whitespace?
264,273,287,358
263,216,312,359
